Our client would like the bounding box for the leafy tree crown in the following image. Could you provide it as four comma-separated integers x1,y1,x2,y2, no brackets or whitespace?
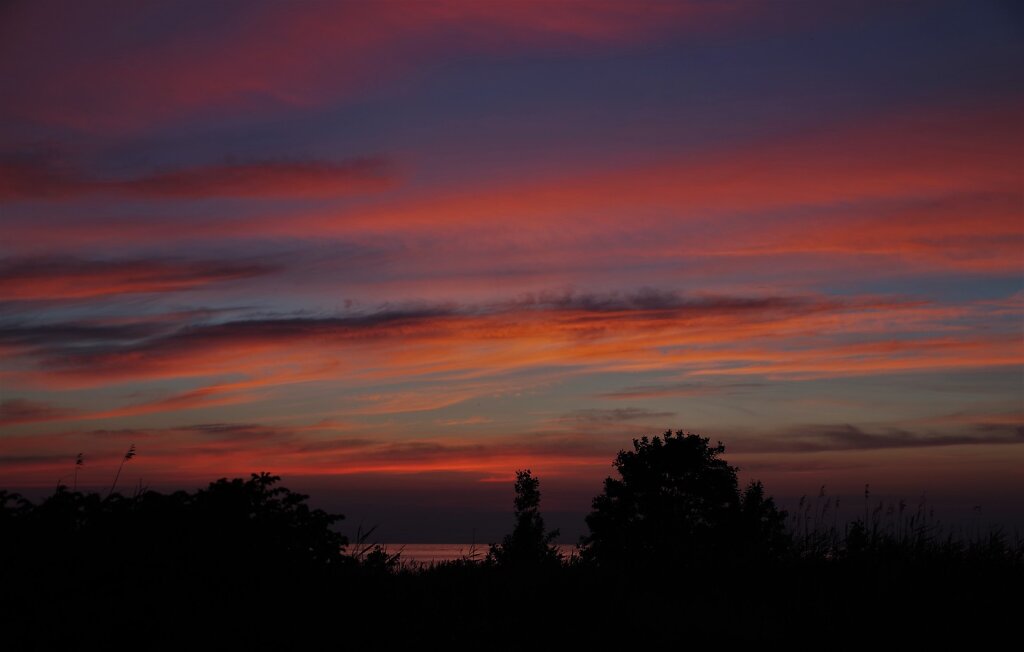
583,430,788,569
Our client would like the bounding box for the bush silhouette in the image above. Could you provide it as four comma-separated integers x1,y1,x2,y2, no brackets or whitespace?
1,461,1021,646
487,469,561,567
0,472,349,584
189,472,350,569
582,430,788,570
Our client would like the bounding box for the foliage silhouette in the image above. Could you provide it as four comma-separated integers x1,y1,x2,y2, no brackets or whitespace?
487,469,562,567
1,445,1021,646
582,430,789,570
190,471,349,568
0,473,358,647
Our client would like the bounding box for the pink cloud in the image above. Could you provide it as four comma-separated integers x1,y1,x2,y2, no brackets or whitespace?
1,1,751,134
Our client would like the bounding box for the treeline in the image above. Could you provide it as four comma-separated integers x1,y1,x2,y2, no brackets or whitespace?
1,432,1020,648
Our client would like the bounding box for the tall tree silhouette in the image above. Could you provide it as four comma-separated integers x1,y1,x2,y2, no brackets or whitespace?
488,469,561,567
582,430,788,570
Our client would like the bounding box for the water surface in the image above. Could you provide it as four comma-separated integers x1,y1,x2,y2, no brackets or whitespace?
376,543,578,564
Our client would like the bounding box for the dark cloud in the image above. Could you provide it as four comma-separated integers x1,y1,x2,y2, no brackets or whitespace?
0,306,461,373
753,423,1024,453
0,153,393,201
0,150,87,200
116,158,393,199
181,423,294,441
340,434,615,466
507,288,816,316
0,454,70,467
0,256,279,301
117,307,459,355
0,321,164,349
0,289,856,378
0,423,613,474
562,407,677,424
83,428,152,440
178,423,376,451
599,381,764,400
0,399,78,425
294,438,380,453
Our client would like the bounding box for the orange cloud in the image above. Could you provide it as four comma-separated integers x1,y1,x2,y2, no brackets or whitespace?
4,290,1018,432
4,415,1020,491
2,293,844,386
0,423,616,488
718,192,1023,273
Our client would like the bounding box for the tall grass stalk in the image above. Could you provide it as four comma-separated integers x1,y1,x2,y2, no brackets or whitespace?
107,444,136,498
73,453,83,492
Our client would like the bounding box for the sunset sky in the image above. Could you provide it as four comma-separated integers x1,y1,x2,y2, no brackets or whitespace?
1,0,1021,540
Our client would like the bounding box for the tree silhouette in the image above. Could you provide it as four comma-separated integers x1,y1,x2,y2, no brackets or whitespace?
190,472,350,568
582,430,788,570
487,469,561,567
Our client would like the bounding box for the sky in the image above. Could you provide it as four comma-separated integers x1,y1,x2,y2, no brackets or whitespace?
1,0,1022,541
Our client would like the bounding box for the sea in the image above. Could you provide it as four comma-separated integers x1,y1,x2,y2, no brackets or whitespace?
373,543,579,565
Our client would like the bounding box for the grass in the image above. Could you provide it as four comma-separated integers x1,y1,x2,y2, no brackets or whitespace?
787,484,1022,564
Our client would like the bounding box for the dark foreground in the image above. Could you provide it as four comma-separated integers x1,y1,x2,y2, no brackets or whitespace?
2,472,1020,649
